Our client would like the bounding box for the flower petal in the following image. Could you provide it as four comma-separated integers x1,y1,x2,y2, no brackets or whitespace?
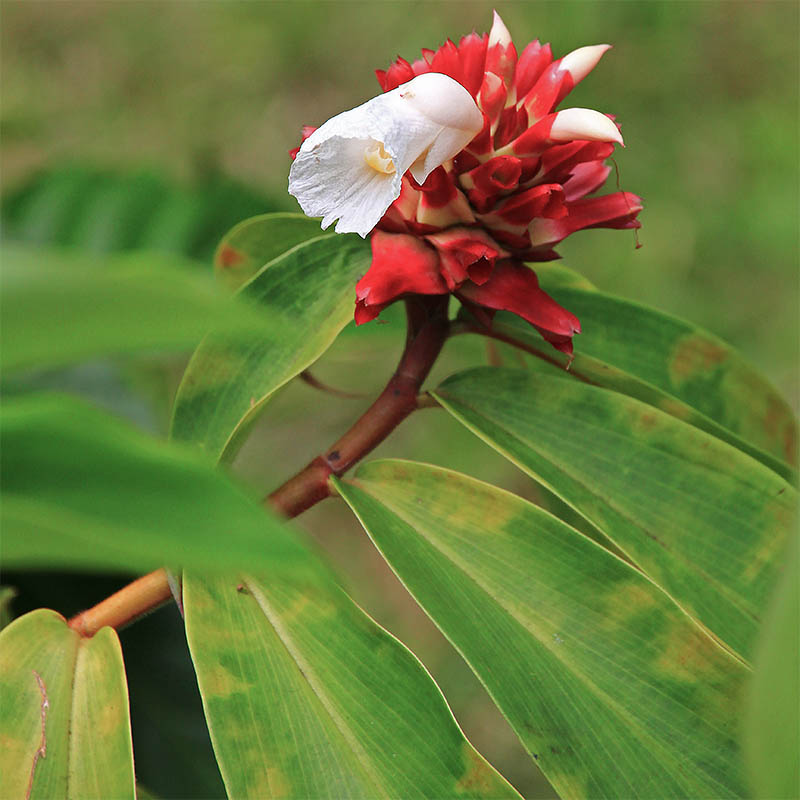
414,167,476,228
402,74,485,183
425,227,507,289
515,39,554,99
529,191,643,248
549,108,624,146
289,73,483,237
562,161,613,202
354,231,446,323
461,155,523,212
458,259,581,354
488,10,512,50
559,44,611,85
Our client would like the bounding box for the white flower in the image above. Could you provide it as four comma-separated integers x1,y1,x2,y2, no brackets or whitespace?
288,73,484,237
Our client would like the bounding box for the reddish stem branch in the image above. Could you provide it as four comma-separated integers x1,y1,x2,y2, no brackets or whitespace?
267,296,449,516
68,297,449,636
68,569,174,637
450,318,597,385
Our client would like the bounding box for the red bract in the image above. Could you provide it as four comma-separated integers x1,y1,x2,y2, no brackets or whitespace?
295,13,642,356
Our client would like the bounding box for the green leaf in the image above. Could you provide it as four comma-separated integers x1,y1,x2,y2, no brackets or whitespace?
744,531,800,799
530,262,597,292
1,394,302,573
183,568,518,799
433,368,797,660
1,163,283,260
0,587,17,631
171,233,371,462
480,289,797,481
213,212,331,291
0,245,283,374
0,609,135,799
335,460,748,799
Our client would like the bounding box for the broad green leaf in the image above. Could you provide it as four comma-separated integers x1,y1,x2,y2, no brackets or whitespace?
477,289,797,481
0,587,17,630
184,568,518,799
1,163,282,260
336,460,749,799
1,394,301,573
213,212,330,291
529,262,597,292
0,609,135,799
744,532,799,799
433,368,797,660
171,233,371,462
0,245,283,373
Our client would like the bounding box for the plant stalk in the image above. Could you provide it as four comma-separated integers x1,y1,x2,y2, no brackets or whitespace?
268,296,449,516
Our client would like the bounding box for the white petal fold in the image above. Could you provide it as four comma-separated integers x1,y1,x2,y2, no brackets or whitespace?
558,44,612,85
549,107,624,146
288,73,483,237
488,10,513,49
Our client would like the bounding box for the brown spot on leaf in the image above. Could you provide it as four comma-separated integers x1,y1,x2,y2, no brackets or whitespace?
217,244,246,269
784,421,798,466
764,395,784,438
636,411,659,432
456,745,497,794
668,335,728,386
654,619,729,682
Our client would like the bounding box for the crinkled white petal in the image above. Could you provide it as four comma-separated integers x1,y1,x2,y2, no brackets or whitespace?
550,107,624,145
289,135,402,236
288,73,483,238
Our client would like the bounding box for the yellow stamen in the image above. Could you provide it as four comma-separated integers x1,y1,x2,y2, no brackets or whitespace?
364,142,396,174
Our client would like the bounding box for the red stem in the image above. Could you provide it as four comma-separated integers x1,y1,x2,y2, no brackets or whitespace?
267,296,449,516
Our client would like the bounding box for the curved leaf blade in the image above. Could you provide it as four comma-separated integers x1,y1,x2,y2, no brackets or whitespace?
483,288,797,479
184,568,518,799
0,245,281,374
213,212,331,291
171,233,371,462
528,262,598,293
1,163,281,261
1,394,301,573
336,460,748,799
0,609,135,799
744,532,800,799
433,368,797,660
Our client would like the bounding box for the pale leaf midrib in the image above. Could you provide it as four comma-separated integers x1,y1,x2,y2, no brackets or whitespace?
243,577,391,800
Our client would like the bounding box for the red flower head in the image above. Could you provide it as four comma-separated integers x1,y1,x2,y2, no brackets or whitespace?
289,12,642,356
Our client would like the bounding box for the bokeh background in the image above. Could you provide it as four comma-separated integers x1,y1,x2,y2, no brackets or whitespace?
2,2,798,798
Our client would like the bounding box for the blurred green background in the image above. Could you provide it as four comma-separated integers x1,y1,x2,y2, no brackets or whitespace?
2,2,797,798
